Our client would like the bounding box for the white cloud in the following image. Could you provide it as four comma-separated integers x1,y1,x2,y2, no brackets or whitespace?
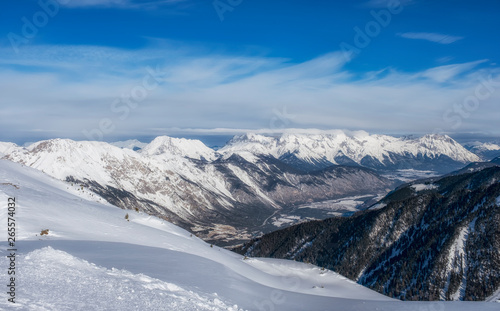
146,127,375,137
0,44,499,142
419,59,488,83
398,32,464,44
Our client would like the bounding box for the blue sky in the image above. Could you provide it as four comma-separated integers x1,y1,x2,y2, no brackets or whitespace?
1,0,499,144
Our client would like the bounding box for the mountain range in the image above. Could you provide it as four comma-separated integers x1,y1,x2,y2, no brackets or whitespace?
1,137,391,245
464,141,500,161
220,132,480,173
0,131,485,245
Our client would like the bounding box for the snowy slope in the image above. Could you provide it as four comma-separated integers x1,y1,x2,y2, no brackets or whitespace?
0,159,497,310
220,132,480,170
8,139,140,184
0,142,21,157
4,139,232,220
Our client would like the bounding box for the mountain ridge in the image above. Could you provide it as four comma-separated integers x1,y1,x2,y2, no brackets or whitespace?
220,132,480,173
0,131,488,245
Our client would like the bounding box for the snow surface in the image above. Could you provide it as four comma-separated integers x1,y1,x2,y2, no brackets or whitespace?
411,183,439,192
298,196,366,211
13,246,243,311
272,215,302,227
369,203,387,211
1,160,497,310
382,169,440,182
486,288,500,303
296,195,369,216
441,219,476,301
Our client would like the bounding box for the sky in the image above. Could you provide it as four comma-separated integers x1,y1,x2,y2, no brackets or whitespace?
1,0,499,145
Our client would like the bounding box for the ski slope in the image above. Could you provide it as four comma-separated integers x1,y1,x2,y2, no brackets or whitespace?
0,159,497,310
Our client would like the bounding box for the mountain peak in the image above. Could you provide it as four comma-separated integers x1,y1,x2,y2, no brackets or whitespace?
0,142,20,157
229,133,274,144
142,136,217,161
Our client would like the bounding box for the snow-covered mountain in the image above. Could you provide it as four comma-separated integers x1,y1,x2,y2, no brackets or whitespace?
1,159,497,310
0,142,20,157
220,132,480,173
469,142,500,151
141,136,218,161
3,138,238,226
465,141,500,161
2,137,392,245
0,131,483,245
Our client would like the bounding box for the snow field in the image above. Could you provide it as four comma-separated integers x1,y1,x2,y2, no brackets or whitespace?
0,247,243,311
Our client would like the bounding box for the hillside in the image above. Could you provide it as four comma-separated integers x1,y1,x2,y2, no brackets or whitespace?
238,165,500,301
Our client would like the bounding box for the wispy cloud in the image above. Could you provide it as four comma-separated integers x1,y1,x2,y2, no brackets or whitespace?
398,32,464,44
0,43,498,142
61,0,128,8
146,127,375,137
419,59,488,83
436,56,454,64
61,0,186,9
362,0,415,8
